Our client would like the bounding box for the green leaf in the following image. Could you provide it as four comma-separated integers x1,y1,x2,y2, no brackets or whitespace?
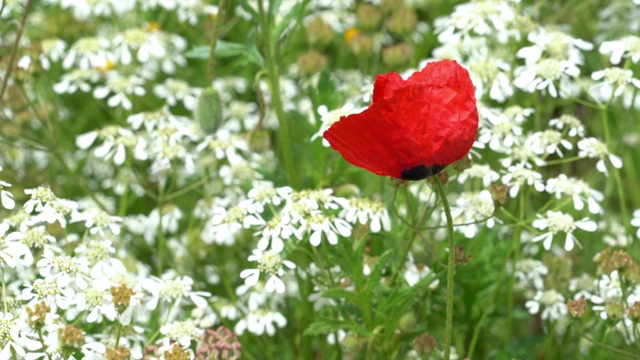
185,40,264,67
322,288,360,303
304,318,373,337
274,0,309,38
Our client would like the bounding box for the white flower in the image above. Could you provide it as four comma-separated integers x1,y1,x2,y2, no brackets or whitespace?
201,205,247,245
240,249,296,293
513,58,580,98
517,28,593,66
39,38,67,70
154,78,201,110
457,164,499,187
0,225,32,268
0,312,26,358
112,27,167,65
525,289,568,321
72,286,116,323
306,212,352,246
501,165,545,198
37,246,90,289
403,253,439,288
160,320,203,347
62,36,110,69
532,211,597,251
525,130,573,157
577,137,623,175
0,179,15,210
342,198,391,233
434,0,517,44
548,114,586,137
53,69,100,94
631,209,640,239
512,259,548,290
143,271,211,311
93,72,146,110
546,174,604,214
468,52,513,102
21,278,75,310
590,67,640,101
449,190,495,238
234,310,287,336
599,35,640,64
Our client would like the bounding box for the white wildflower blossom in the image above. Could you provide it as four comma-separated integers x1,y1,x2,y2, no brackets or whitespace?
517,28,593,66
512,259,548,290
457,164,500,187
501,165,545,198
306,212,352,246
599,35,640,64
0,170,15,210
160,320,203,347
153,78,201,110
143,271,211,310
93,72,146,110
0,224,32,268
449,190,495,238
77,126,148,165
590,67,640,101
342,198,391,233
467,52,513,102
38,38,67,70
434,0,518,44
631,209,640,239
240,249,296,293
234,310,287,336
525,289,568,321
546,174,604,214
513,58,580,98
532,211,597,251
403,253,439,288
62,36,111,69
112,27,167,65
548,114,586,137
525,130,573,157
53,68,101,94
577,137,623,175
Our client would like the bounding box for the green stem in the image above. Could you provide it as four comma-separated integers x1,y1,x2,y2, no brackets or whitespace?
257,0,299,188
504,190,525,355
206,0,226,85
432,176,455,360
0,0,33,99
2,267,6,314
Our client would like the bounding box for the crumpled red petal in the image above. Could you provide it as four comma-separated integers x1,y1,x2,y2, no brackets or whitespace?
324,59,478,180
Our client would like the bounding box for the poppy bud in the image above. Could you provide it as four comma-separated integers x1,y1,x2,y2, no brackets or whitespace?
194,87,224,134
296,50,328,76
398,313,417,331
382,43,414,67
387,8,418,37
356,4,382,31
348,33,375,57
246,128,271,153
306,17,334,48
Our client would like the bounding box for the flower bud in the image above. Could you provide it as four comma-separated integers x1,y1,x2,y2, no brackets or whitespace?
382,43,414,67
380,0,405,13
356,4,382,31
194,87,224,134
246,128,271,153
627,301,640,321
296,50,328,76
306,17,334,48
334,184,360,198
387,8,418,37
348,33,375,57
398,313,417,331
605,302,624,321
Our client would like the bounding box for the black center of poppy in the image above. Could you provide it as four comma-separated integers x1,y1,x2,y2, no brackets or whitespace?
400,164,445,180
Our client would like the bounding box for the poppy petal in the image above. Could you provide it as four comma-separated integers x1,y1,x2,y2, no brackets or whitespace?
324,59,478,180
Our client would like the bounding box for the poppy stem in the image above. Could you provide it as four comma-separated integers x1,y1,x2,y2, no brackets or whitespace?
432,175,455,360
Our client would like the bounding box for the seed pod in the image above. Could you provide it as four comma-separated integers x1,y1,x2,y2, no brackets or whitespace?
194,87,223,134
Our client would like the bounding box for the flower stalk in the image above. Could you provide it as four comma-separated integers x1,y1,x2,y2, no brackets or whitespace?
432,175,455,360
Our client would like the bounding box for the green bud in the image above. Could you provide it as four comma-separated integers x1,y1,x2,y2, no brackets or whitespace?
382,43,414,67
296,50,328,76
246,128,271,153
398,313,417,332
356,4,382,31
306,17,335,48
194,87,224,134
387,8,418,37
334,184,360,198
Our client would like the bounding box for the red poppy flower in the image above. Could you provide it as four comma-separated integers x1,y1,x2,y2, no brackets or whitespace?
323,59,478,180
